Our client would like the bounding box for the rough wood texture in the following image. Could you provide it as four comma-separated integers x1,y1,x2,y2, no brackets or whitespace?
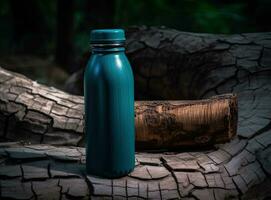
66,27,271,140
0,27,271,199
135,94,237,149
0,67,85,146
0,139,270,200
0,67,237,148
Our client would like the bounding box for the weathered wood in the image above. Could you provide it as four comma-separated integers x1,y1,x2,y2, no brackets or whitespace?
0,141,269,199
0,67,237,148
66,27,271,140
0,27,270,199
135,94,237,149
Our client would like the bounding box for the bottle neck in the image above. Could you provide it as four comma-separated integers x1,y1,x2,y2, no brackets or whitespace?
91,42,125,53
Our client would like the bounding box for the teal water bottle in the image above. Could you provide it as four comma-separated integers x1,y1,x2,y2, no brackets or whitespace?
84,29,135,178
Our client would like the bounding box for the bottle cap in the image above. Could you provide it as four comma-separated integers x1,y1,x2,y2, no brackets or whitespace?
90,29,125,44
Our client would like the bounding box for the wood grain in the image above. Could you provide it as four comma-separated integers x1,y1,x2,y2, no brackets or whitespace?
0,67,236,148
135,94,237,149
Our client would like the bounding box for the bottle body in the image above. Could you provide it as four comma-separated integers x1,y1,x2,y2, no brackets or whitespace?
84,48,135,178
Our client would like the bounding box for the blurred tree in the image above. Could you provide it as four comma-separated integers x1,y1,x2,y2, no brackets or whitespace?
55,0,75,73
114,0,247,34
0,0,270,75
85,0,115,28
245,0,271,32
9,0,47,53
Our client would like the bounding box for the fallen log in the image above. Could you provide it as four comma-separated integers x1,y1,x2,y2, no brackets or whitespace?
65,27,271,140
0,67,237,149
135,94,237,149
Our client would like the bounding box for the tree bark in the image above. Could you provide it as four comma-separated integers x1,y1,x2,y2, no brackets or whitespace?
65,27,271,141
135,94,237,149
0,67,236,148
0,134,270,200
0,28,270,198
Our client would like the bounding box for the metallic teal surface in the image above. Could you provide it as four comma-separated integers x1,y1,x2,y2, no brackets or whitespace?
90,29,125,43
84,29,135,178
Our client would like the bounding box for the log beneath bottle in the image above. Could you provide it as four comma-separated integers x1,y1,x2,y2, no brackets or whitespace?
0,67,237,149
135,94,237,149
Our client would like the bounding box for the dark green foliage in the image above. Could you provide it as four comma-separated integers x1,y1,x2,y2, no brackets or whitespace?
0,0,270,67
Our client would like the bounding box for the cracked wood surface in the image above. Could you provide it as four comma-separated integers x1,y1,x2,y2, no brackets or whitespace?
0,139,270,200
0,27,270,199
126,27,271,140
67,27,271,139
0,67,237,148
